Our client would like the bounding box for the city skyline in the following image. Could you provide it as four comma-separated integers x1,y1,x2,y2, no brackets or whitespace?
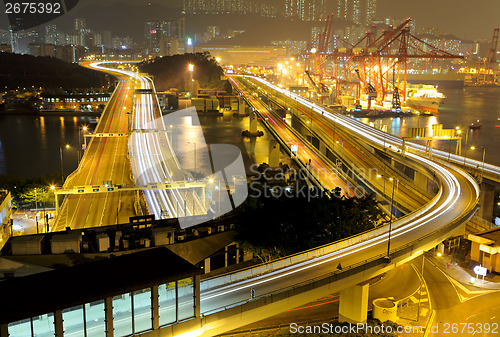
0,0,499,40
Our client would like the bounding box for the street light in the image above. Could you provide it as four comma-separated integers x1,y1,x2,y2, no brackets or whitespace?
60,144,70,185
79,126,88,164
188,64,194,96
470,145,486,183
377,175,398,260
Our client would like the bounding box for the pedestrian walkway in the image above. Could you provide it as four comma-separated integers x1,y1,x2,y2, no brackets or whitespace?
426,252,500,290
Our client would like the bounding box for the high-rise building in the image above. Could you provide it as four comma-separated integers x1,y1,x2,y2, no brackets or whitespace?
183,0,277,17
336,0,376,26
74,18,86,33
310,26,323,48
336,0,360,24
285,0,326,21
160,37,180,56
365,0,376,26
145,18,185,55
102,30,113,49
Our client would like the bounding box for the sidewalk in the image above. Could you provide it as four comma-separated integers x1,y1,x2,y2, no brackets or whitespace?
426,252,500,290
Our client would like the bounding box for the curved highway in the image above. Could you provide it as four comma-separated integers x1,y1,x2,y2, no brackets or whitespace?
75,67,481,335
193,76,480,333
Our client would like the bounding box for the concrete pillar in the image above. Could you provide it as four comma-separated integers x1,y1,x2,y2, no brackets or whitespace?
194,275,201,318
338,283,369,323
269,140,280,168
249,111,257,133
239,99,246,115
0,323,9,337
54,310,64,337
478,182,495,221
104,297,114,337
414,171,428,192
152,285,159,330
204,258,211,273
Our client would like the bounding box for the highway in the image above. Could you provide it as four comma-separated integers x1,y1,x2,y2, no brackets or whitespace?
53,64,482,334
87,62,206,223
52,64,137,231
128,74,206,219
188,76,480,335
232,76,431,213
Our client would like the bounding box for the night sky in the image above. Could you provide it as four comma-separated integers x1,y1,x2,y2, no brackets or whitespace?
0,0,498,40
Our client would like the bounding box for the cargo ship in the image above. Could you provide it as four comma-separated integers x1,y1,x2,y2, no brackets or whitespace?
403,83,445,113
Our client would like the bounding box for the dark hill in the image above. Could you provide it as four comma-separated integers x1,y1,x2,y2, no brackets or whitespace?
0,53,109,89
139,52,228,92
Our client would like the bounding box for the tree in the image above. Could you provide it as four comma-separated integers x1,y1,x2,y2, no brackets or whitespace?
234,185,384,261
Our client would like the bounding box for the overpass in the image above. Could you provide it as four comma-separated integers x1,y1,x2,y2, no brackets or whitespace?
141,75,479,336
51,66,481,336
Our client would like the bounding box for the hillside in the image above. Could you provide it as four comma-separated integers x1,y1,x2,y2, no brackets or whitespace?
139,52,229,92
0,53,109,89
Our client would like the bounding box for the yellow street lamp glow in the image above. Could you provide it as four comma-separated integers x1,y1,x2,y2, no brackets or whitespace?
188,64,194,71
208,178,214,183
215,57,221,63
389,177,394,181
470,146,476,150
83,126,87,131
50,185,55,190
65,144,70,149
376,174,382,178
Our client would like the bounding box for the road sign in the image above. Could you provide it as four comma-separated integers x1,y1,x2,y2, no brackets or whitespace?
473,265,487,277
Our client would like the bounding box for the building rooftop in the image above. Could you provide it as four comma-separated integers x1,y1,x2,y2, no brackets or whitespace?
0,247,202,324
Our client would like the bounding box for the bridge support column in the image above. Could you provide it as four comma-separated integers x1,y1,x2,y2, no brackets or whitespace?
269,140,280,168
339,283,369,323
0,323,7,337
478,182,495,221
54,310,63,337
249,110,258,133
195,275,201,318
104,297,114,337
414,171,428,192
239,99,247,115
152,285,159,330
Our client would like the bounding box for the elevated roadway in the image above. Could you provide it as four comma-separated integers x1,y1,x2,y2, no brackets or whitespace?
52,64,137,231
180,76,480,336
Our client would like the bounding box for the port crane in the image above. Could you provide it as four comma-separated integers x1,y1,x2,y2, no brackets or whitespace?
481,27,499,85
305,70,330,104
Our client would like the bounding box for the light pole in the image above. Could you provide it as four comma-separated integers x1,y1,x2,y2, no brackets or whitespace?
470,146,486,183
387,177,399,259
79,126,88,164
34,187,38,234
60,144,70,185
188,64,194,96
49,185,55,233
